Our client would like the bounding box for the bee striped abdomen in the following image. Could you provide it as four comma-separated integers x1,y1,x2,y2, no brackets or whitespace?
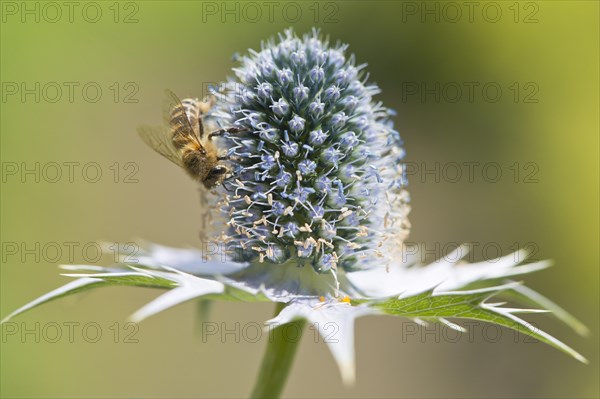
181,98,201,129
169,99,201,150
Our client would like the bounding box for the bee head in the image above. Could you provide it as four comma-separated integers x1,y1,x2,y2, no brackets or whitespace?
202,165,231,189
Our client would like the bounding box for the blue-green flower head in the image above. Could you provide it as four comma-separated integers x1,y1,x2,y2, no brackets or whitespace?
212,29,411,275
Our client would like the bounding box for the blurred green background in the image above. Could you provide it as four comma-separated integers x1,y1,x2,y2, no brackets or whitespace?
1,1,598,398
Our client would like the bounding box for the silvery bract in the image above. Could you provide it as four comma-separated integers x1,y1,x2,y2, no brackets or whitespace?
2,29,586,385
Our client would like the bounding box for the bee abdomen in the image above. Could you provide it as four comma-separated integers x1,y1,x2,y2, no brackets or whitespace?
170,124,192,149
169,99,201,149
169,99,200,129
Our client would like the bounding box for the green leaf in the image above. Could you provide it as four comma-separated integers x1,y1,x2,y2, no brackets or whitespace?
1,272,175,323
372,284,587,364
500,280,590,337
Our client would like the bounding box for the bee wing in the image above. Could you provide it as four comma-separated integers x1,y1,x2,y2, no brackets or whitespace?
162,89,204,144
137,125,183,167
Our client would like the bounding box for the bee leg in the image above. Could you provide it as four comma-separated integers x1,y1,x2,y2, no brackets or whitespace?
217,154,243,162
197,117,205,138
208,127,248,140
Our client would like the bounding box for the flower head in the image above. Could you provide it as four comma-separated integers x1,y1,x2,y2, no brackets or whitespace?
210,29,410,276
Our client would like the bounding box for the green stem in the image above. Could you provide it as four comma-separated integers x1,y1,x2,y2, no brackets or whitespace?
250,302,306,399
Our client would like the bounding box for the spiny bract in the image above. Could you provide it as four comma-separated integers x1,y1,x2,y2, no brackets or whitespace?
210,29,411,274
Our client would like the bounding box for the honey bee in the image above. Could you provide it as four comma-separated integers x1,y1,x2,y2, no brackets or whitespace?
137,90,244,189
